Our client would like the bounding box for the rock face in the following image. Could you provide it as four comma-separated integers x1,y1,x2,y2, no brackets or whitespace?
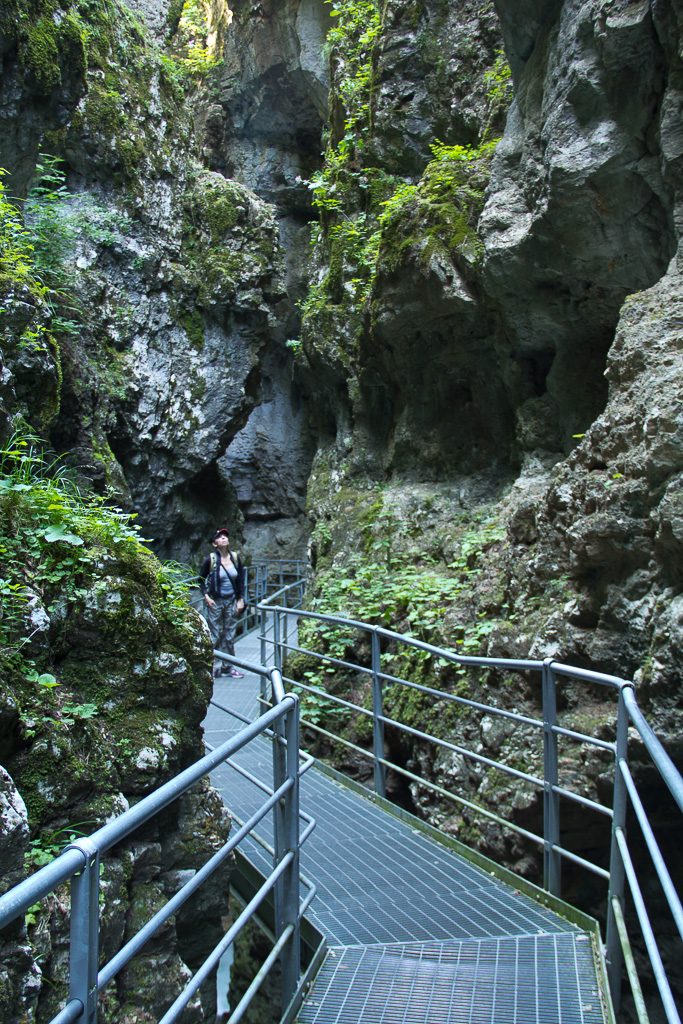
0,497,230,1021
2,0,683,1014
299,0,683,705
199,0,331,556
291,5,683,1003
0,3,264,1018
482,0,678,449
1,0,329,563
524,258,683,686
0,0,297,563
221,346,316,556
203,0,330,208
370,0,504,174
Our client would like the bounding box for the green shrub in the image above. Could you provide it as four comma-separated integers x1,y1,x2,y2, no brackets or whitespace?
0,433,192,675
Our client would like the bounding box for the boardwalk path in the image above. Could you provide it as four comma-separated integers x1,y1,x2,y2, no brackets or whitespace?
202,629,609,1024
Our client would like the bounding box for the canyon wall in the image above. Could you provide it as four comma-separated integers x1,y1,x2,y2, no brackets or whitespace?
2,0,682,1016
291,5,682,1000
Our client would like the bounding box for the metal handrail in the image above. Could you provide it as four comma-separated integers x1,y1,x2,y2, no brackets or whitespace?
0,665,310,1024
4,562,679,1024
258,578,683,1024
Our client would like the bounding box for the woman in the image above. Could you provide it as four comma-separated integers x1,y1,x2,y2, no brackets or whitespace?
199,527,246,678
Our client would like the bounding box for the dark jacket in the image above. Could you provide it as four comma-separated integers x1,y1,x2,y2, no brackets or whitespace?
199,550,245,601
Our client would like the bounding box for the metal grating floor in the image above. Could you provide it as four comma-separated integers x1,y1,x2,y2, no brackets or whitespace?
202,628,609,1024
298,934,605,1024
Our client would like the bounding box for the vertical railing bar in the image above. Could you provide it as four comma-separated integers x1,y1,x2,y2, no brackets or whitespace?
542,658,561,896
67,838,100,1024
609,896,651,1024
606,688,629,1011
285,581,293,648
273,609,281,672
272,695,301,1014
372,628,386,798
615,829,681,1024
259,597,269,714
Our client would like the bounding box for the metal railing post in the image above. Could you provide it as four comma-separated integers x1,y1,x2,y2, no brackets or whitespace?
68,837,100,1024
260,602,267,665
283,584,291,651
260,603,269,714
274,611,282,672
372,630,386,798
605,687,629,1011
542,658,561,895
273,695,301,1015
242,567,250,637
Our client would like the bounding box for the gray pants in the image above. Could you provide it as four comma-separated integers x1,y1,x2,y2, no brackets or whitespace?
205,597,238,656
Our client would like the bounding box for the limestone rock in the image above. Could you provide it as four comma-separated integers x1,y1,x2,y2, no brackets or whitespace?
371,0,505,174
204,0,331,207
0,766,29,893
481,0,677,447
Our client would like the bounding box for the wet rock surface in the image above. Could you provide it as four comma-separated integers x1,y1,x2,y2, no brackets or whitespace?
199,0,330,556
0,539,229,1021
299,0,683,717
294,4,682,1012
2,0,683,1016
0,0,301,563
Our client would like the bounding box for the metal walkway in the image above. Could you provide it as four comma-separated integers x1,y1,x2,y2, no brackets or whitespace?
203,631,609,1024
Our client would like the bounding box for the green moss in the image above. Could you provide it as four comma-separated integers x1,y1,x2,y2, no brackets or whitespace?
190,174,245,239
199,249,242,298
377,139,496,272
117,136,147,180
180,310,205,351
299,3,509,376
166,0,185,32
179,171,279,309
24,14,61,91
19,6,87,95
45,0,190,185
36,330,62,429
90,434,122,484
0,0,23,40
85,83,125,133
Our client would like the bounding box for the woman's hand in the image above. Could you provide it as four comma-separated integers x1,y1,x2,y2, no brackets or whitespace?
236,598,245,613
204,595,216,609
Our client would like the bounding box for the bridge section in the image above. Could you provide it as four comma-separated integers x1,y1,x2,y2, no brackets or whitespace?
203,631,610,1024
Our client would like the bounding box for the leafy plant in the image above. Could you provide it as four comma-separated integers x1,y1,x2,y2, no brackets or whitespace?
156,559,194,625
0,168,41,293
482,51,513,136
61,702,98,724
24,822,94,872
378,138,499,269
167,0,225,79
326,0,381,150
0,433,192,672
23,154,79,295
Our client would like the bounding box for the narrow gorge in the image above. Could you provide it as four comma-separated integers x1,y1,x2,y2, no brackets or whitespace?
1,0,682,1020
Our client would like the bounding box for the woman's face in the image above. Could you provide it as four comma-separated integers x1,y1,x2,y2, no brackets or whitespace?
214,534,229,551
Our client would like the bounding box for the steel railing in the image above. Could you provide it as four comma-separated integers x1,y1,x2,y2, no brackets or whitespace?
258,578,683,1024
4,562,679,1024
0,662,313,1024
240,560,307,638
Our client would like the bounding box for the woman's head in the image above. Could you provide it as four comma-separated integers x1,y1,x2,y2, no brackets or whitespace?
212,527,230,548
